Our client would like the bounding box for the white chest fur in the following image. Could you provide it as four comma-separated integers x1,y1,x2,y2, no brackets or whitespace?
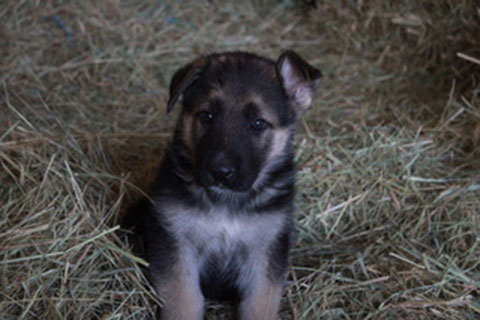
163,205,286,255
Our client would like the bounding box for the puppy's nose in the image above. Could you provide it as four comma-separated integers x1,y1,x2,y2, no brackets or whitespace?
212,165,235,182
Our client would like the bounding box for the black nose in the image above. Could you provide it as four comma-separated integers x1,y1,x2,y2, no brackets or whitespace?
212,165,235,182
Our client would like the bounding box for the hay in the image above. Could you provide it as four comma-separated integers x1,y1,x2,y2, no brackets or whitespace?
1,0,479,319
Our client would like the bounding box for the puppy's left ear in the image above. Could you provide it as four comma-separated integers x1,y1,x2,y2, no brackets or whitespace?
276,51,322,113
167,57,207,113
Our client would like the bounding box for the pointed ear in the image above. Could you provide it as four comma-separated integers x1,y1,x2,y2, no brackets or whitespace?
167,57,207,113
276,51,322,112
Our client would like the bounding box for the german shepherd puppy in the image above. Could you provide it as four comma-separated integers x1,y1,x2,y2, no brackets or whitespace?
130,51,321,320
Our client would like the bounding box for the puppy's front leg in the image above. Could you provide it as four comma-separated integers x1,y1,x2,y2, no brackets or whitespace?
238,272,283,320
151,254,204,320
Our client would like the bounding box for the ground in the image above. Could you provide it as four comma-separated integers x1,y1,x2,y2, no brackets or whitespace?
1,1,479,319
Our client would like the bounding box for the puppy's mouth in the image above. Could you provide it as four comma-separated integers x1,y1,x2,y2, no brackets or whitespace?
197,172,254,194
204,179,252,193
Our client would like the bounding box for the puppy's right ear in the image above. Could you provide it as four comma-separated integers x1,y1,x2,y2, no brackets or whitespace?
167,57,207,113
276,51,322,114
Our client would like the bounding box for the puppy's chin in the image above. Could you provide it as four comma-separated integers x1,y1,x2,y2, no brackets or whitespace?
197,174,255,194
208,184,249,194
199,180,255,203
203,185,250,204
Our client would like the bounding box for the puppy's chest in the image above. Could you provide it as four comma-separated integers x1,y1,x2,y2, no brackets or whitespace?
170,207,285,254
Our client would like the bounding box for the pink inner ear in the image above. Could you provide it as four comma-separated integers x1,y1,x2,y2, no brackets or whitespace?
294,86,313,109
280,57,314,109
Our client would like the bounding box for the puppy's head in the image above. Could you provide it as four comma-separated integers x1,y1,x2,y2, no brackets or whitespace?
167,51,321,193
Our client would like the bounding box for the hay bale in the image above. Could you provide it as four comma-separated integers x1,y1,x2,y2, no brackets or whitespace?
1,1,479,319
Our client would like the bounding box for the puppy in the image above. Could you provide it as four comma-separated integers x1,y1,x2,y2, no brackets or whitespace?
129,51,321,320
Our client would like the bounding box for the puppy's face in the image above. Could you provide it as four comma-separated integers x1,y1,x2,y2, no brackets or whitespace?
167,52,321,193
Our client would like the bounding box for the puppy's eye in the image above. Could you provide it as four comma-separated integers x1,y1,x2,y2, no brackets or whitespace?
198,111,215,124
250,118,270,132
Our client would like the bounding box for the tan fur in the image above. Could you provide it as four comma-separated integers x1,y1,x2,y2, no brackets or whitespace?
238,257,283,320
248,93,279,125
182,113,195,152
155,254,204,320
268,128,290,161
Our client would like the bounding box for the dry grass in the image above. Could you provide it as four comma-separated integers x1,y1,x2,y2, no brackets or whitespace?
1,1,479,319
